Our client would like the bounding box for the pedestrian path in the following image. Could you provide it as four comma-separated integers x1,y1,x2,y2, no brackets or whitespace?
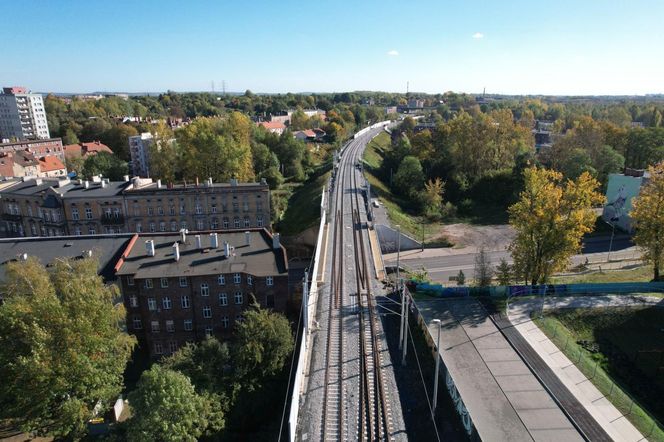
507,297,656,442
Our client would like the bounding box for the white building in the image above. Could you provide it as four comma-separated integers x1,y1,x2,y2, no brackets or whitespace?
128,132,154,177
0,87,50,141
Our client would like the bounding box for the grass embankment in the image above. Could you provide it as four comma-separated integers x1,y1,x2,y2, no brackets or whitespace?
534,308,664,441
276,162,331,236
551,265,653,284
363,133,451,246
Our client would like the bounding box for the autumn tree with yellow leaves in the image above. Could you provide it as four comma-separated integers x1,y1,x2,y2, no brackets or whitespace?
509,167,605,285
631,162,664,281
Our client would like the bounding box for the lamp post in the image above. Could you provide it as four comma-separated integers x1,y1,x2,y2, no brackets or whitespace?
432,319,442,414
396,224,401,285
607,216,619,263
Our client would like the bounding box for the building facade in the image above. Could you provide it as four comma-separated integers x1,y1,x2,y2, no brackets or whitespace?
0,176,271,238
0,138,64,161
116,230,289,357
128,132,154,177
0,87,50,141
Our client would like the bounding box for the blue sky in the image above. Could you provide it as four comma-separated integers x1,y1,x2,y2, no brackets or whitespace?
2,0,663,95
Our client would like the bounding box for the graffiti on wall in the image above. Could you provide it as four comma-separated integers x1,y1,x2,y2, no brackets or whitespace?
445,370,474,436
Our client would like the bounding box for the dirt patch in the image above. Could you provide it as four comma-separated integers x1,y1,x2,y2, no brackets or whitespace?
441,223,515,251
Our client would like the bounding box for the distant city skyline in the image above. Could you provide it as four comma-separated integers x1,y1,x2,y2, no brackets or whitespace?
3,0,664,96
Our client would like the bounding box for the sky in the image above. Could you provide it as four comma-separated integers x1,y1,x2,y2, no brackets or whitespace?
2,0,664,95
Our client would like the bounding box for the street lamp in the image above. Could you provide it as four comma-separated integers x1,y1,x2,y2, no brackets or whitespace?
396,224,401,286
432,319,442,414
607,216,619,263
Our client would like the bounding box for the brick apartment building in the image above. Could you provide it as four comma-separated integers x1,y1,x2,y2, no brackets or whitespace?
0,138,65,161
0,176,271,237
115,229,289,357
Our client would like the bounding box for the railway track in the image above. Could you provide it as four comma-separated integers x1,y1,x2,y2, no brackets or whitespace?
320,131,392,441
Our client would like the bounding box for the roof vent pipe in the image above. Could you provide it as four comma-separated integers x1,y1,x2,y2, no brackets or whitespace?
20,252,28,261
273,233,281,249
224,241,231,258
84,180,90,189
145,240,155,257
210,232,218,249
123,175,129,182
157,179,162,189
180,228,187,244
245,231,251,246
195,234,202,249
173,242,180,261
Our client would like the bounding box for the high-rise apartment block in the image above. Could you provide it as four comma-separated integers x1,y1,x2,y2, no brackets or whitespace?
129,132,154,177
0,87,50,141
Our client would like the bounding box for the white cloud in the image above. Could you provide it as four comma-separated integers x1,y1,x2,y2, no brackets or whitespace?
387,50,399,56
472,32,484,39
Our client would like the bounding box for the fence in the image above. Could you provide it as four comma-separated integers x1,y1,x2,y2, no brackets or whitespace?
537,317,664,441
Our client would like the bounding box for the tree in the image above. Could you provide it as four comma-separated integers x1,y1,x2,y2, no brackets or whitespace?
393,156,424,197
147,123,178,182
422,177,445,219
234,307,294,387
631,162,664,280
456,270,466,286
0,257,135,438
81,151,129,181
495,258,512,286
473,246,493,287
126,365,223,442
508,167,605,285
100,123,139,161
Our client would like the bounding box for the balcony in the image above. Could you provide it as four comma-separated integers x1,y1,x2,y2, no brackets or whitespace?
101,214,125,225
1,213,22,221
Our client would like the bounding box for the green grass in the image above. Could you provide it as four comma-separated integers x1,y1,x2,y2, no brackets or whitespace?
363,133,451,246
276,162,331,236
551,265,653,284
534,308,664,441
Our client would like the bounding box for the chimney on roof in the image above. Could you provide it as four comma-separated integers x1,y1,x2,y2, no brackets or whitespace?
173,242,180,261
210,232,218,248
230,178,238,187
180,228,187,244
195,177,199,187
224,241,231,258
145,240,155,257
84,249,93,258
207,177,213,186
84,180,90,189
273,233,281,249
157,179,162,189
19,253,28,261
123,175,129,182
34,178,43,186
132,177,140,189
245,231,251,246
195,234,202,249
101,180,107,188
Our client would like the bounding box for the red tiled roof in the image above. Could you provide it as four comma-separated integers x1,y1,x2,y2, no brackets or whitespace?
258,121,286,130
64,141,113,158
301,129,316,137
38,155,66,172
0,153,14,176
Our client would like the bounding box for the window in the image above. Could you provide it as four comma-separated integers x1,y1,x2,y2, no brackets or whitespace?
162,297,172,310
74,226,82,236
211,204,217,214
154,342,163,355
170,221,177,231
85,207,93,219
113,207,120,218
203,306,212,318
181,221,187,229
88,227,95,235
148,297,157,311
205,326,213,337
179,276,187,287
211,218,219,229
160,277,168,288
136,222,142,233
234,218,240,228
159,221,166,232
151,320,160,333
195,204,203,215
72,208,79,220
127,275,135,286
133,317,142,329
145,279,153,289
219,292,228,306
200,283,209,296
133,205,140,216
221,316,229,328
180,204,186,215
147,207,154,216
181,295,190,309
257,215,264,227
234,291,243,305
244,217,250,227
169,341,178,353
217,274,225,285
149,222,155,232
235,314,244,323
169,206,175,216
158,206,164,215
257,202,263,212
234,273,241,284
130,296,138,308
266,276,274,286
196,219,204,230
266,294,275,308
184,319,193,331
166,320,175,332
223,218,229,229
233,202,239,212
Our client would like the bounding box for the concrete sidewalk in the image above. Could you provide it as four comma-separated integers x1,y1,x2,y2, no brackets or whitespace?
507,295,662,442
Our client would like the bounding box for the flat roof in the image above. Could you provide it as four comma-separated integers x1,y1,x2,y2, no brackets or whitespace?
0,234,134,281
126,182,268,193
116,229,287,278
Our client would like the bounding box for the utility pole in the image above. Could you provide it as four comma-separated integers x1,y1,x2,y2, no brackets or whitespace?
303,270,309,335
399,280,405,350
432,319,442,413
401,291,409,366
